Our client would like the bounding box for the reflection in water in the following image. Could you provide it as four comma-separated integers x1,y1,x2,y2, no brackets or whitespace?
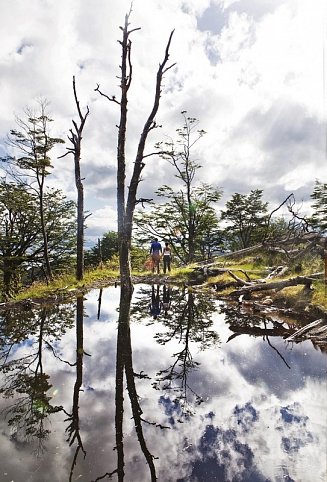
0,303,75,454
149,284,161,319
162,285,171,316
64,296,86,481
221,304,297,369
94,286,158,481
0,285,326,481
153,287,220,414
97,288,103,320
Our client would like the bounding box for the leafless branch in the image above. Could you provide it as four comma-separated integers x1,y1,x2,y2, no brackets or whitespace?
92,469,118,482
135,197,153,207
263,193,294,242
94,84,121,105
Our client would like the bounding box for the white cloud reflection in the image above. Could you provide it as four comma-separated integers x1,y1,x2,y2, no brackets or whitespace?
0,285,326,481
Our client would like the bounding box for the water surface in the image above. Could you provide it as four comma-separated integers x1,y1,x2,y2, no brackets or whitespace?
0,284,326,482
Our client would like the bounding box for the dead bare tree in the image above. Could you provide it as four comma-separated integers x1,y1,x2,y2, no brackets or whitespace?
59,76,90,281
95,8,175,291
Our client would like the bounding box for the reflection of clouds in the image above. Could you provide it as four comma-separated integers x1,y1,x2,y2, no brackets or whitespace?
0,286,326,481
224,334,326,398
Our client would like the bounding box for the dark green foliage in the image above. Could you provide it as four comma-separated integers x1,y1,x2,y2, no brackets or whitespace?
0,181,76,299
85,231,119,267
221,189,269,249
2,100,65,281
0,304,75,447
310,180,327,232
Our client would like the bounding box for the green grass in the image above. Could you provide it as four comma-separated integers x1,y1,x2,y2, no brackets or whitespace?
13,267,119,301
9,253,327,312
12,264,192,302
311,281,327,309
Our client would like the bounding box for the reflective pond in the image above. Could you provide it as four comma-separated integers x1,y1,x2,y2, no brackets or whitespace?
0,284,326,482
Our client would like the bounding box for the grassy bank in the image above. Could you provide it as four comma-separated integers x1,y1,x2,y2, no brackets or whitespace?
13,267,119,301
11,265,193,303
5,253,327,313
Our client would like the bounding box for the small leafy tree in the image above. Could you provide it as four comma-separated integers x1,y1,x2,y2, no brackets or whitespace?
0,181,40,299
85,231,119,267
221,189,269,250
134,112,222,263
3,99,65,281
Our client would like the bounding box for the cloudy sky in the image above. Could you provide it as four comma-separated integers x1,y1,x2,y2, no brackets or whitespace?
0,0,326,242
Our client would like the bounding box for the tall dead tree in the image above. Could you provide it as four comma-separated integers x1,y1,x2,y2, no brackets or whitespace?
96,9,175,291
60,76,90,281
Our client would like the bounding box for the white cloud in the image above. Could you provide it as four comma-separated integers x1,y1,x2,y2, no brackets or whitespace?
0,0,325,239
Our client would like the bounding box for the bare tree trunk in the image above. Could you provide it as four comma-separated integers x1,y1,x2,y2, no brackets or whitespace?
38,173,53,281
59,76,89,281
96,10,174,290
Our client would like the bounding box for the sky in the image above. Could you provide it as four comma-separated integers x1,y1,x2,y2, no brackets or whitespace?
0,0,326,244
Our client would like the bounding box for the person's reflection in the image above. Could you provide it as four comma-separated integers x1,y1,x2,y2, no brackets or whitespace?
162,284,171,316
149,284,161,319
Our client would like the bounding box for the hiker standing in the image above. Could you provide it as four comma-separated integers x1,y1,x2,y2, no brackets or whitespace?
162,241,172,274
149,238,162,274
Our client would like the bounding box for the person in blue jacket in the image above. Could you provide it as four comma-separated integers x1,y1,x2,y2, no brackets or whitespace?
149,238,162,274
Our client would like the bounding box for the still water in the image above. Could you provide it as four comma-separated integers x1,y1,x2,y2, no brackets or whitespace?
0,284,326,482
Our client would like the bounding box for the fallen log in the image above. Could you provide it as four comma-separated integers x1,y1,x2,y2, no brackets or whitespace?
228,324,291,338
227,270,252,285
285,319,327,342
192,266,255,281
229,272,323,297
265,266,288,279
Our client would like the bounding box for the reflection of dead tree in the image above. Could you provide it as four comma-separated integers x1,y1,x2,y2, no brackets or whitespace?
64,296,86,482
93,286,158,482
286,318,327,347
97,288,103,320
263,319,291,369
124,313,158,479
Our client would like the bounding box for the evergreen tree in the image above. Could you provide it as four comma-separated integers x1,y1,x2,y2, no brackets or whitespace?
310,180,327,232
221,190,268,249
